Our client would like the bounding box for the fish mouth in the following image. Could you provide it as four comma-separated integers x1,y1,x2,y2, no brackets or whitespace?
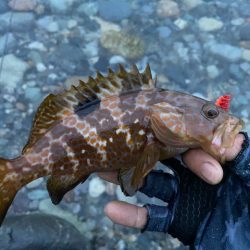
209,117,244,161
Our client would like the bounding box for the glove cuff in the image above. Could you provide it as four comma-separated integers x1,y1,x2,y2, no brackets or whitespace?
142,204,172,233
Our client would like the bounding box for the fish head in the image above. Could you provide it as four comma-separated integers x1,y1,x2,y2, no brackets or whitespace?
150,93,244,163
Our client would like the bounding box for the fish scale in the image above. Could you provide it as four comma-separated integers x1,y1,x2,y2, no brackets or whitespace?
0,65,243,226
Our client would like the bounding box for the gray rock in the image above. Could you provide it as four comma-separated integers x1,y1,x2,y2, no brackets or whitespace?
208,43,242,62
27,190,48,200
0,12,35,32
198,17,223,32
157,26,172,38
77,2,99,16
240,62,250,74
37,16,59,32
206,65,219,79
0,54,29,91
88,177,106,198
0,214,88,250
239,25,250,41
47,0,76,14
229,64,243,80
98,0,132,22
25,87,42,105
0,33,17,56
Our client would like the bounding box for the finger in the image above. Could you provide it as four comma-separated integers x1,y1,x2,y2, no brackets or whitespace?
104,201,147,229
97,171,119,185
182,149,223,184
224,133,245,161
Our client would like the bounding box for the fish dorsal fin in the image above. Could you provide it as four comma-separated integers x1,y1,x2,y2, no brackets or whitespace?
22,64,156,154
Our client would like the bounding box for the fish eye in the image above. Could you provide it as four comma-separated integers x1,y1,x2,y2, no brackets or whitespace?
202,104,219,119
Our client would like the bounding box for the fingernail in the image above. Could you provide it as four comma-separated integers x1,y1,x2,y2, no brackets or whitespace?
200,162,222,184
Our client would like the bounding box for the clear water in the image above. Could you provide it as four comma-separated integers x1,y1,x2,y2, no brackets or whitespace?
0,0,249,249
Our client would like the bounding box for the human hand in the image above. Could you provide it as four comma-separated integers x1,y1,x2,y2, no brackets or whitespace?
98,133,245,230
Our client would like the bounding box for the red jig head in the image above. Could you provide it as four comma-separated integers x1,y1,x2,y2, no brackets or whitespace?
215,95,231,112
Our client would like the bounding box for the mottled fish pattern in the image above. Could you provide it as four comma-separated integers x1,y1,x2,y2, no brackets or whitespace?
0,65,243,226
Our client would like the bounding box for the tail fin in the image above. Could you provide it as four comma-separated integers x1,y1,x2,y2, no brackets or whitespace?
0,158,18,226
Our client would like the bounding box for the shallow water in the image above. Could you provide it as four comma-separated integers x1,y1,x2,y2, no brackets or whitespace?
0,0,249,249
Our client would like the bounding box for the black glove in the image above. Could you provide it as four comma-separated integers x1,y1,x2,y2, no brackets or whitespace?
139,132,250,247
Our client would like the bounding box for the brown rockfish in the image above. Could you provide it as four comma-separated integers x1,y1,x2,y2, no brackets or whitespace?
0,65,243,225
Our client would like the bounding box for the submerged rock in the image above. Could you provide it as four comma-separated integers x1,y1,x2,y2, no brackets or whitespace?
0,54,29,91
98,0,132,22
100,30,144,59
0,214,88,250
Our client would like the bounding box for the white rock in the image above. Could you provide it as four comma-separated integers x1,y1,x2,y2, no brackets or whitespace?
206,65,219,79
28,41,47,51
198,17,224,32
157,0,180,18
36,63,47,72
182,0,203,10
231,18,244,26
116,187,137,204
67,19,77,29
47,21,59,32
88,177,106,198
174,18,188,30
109,55,126,64
0,54,29,90
242,49,250,61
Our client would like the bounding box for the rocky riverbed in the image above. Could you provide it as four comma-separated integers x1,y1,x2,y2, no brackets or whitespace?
0,0,249,249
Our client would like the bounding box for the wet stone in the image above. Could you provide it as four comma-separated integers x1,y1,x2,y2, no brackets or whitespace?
0,214,88,250
0,33,17,56
27,190,48,200
98,0,132,22
8,0,37,11
157,26,172,39
239,25,250,41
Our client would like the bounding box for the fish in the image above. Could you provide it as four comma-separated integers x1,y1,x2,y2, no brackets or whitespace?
0,64,244,226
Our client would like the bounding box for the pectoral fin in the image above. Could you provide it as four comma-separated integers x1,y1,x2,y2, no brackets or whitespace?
118,144,160,196
150,102,187,147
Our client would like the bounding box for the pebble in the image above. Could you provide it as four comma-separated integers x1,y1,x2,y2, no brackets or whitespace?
206,65,219,79
8,0,37,11
28,41,47,51
27,190,48,200
242,49,250,61
77,2,99,16
0,12,35,32
157,0,180,18
198,17,224,32
100,30,144,59
239,24,250,41
67,19,77,29
157,26,172,39
116,187,137,204
88,177,106,198
98,0,132,22
231,18,244,26
182,0,203,10
109,55,126,64
36,62,47,72
26,178,44,189
208,43,242,62
24,87,42,104
0,54,29,90
240,62,250,74
47,0,76,14
47,21,59,33
174,18,188,30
